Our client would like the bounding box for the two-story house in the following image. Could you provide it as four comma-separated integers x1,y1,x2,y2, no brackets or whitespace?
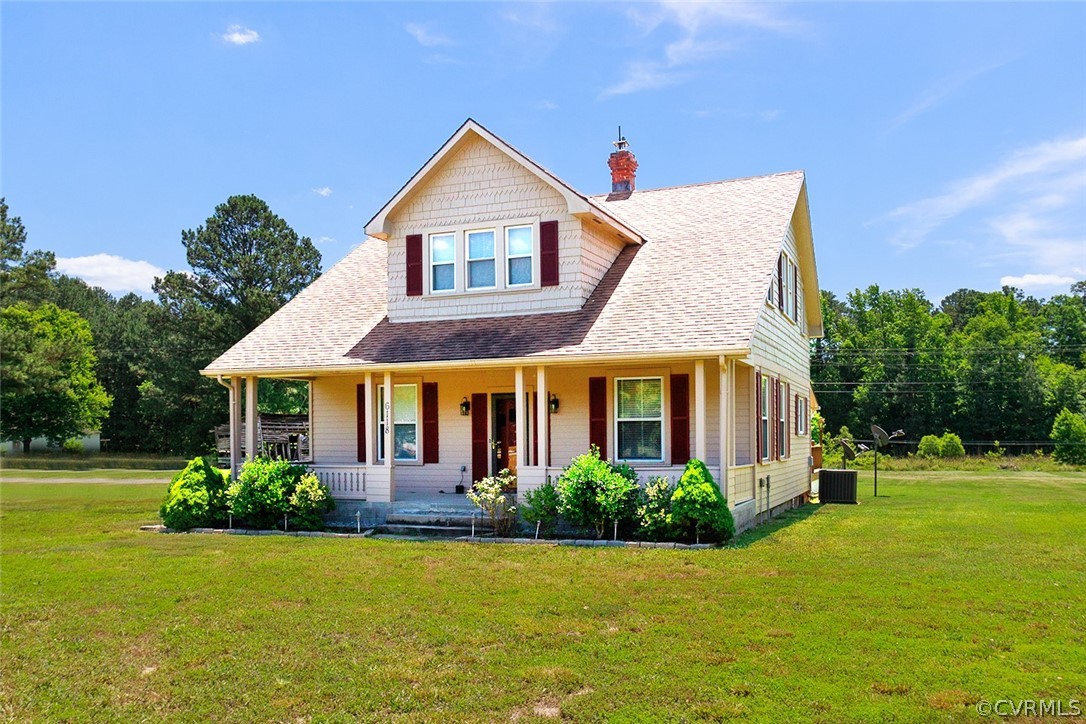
202,119,822,531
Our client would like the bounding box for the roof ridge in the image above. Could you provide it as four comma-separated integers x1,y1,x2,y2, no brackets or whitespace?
590,169,804,199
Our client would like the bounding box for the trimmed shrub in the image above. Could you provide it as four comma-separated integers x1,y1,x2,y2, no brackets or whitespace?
636,476,678,541
521,478,561,537
227,457,308,529
467,468,517,536
917,435,942,459
556,446,637,538
670,459,735,544
160,456,229,530
289,473,335,530
1051,409,1086,465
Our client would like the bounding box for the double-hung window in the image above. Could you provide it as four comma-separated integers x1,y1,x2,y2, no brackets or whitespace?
760,376,771,461
615,377,664,462
784,256,797,321
377,384,419,462
778,380,788,459
466,229,496,289
429,233,455,293
506,225,533,286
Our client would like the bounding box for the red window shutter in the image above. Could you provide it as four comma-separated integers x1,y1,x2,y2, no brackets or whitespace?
356,384,366,463
471,393,488,483
755,371,763,462
406,234,423,297
588,376,607,459
785,382,791,458
532,392,539,466
422,382,439,464
777,255,784,311
670,374,690,465
540,220,559,287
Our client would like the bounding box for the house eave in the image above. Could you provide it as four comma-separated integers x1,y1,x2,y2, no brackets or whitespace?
200,347,752,379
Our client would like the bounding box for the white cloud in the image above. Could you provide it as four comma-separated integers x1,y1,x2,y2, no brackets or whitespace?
999,273,1078,290
888,62,1006,132
312,186,333,197
882,134,1086,251
55,254,166,296
405,22,452,47
536,100,558,111
222,24,260,46
603,1,805,97
317,236,338,246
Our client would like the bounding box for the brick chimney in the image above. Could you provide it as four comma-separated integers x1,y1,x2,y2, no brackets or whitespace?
607,129,637,194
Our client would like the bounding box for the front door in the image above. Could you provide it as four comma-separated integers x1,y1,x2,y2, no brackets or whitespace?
492,394,517,474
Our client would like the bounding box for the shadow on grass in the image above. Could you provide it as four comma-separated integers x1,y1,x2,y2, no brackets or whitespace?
728,503,823,548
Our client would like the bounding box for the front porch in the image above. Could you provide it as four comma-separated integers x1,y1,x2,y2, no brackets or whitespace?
222,357,767,510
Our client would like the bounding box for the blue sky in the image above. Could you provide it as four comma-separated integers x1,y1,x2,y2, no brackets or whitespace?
3,2,1084,303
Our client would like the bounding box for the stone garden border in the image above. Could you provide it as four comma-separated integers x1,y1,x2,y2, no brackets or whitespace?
138,525,717,549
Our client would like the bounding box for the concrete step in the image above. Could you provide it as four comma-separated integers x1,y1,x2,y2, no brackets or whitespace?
374,524,478,539
386,512,493,528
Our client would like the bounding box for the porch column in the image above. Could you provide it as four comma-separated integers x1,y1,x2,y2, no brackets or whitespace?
384,370,395,501
536,366,548,468
229,376,242,477
245,375,259,460
364,372,375,465
514,366,526,473
719,357,730,499
694,360,707,461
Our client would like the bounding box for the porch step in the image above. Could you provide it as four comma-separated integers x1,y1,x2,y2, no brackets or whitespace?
386,512,493,528
373,524,478,539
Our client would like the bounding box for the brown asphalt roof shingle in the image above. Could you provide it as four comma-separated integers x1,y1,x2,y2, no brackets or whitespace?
203,170,805,374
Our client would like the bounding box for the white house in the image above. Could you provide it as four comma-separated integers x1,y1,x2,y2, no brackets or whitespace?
202,119,822,530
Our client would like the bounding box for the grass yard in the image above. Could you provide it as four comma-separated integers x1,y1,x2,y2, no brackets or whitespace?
2,471,1084,722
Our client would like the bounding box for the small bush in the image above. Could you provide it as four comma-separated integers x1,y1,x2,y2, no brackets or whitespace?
940,433,965,458
556,447,637,538
521,478,561,537
289,473,335,530
670,459,734,544
467,469,517,536
1051,409,1086,465
227,457,308,529
917,435,942,459
160,457,229,530
636,476,678,541
62,438,85,454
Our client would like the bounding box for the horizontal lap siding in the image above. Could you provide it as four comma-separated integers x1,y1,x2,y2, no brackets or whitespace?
748,217,813,508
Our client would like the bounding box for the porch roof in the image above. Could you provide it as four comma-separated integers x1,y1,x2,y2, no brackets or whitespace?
203,171,806,376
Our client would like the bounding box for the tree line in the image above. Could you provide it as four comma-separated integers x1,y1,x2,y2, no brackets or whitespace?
0,196,321,454
813,283,1086,453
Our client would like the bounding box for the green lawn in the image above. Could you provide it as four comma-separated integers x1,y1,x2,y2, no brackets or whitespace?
2,472,1083,722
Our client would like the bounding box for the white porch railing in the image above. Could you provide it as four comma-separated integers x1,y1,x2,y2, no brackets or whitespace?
309,465,367,499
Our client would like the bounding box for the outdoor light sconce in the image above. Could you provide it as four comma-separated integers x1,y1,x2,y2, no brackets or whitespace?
548,393,560,414
459,397,471,416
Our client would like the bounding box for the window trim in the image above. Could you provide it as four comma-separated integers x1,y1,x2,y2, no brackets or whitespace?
614,376,665,464
376,382,421,464
428,232,456,294
797,395,809,436
784,254,798,322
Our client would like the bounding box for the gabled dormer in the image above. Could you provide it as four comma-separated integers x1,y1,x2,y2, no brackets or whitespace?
364,119,642,324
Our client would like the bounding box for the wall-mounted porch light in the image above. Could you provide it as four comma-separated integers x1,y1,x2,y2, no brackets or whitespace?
459,397,471,416
548,393,560,414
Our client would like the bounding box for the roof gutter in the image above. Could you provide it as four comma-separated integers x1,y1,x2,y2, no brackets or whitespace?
200,347,752,379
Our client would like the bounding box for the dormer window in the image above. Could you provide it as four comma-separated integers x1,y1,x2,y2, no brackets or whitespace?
506,225,533,286
429,233,455,293
416,218,540,297
467,229,497,289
